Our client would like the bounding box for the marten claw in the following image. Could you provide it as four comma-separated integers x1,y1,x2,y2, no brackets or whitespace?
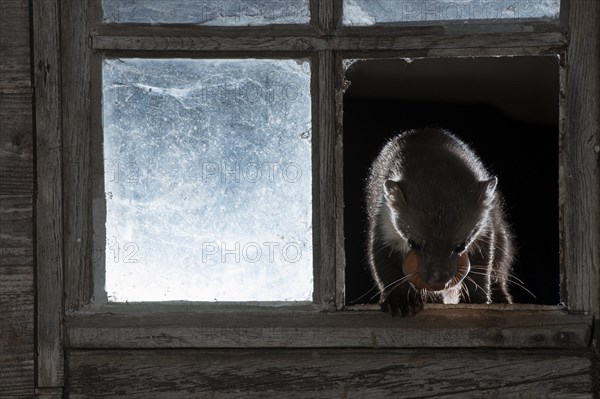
382,286,423,317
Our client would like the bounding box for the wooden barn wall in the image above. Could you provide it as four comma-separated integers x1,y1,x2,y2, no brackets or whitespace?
0,0,34,397
0,0,598,397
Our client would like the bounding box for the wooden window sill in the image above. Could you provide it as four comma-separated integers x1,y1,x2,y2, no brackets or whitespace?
66,303,592,349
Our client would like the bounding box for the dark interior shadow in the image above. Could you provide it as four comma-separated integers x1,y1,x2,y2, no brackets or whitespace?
343,57,560,305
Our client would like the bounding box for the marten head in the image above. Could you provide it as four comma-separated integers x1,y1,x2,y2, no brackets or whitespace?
383,175,498,291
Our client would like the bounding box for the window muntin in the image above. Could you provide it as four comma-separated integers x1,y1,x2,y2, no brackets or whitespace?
343,0,561,26
100,58,313,302
103,0,310,26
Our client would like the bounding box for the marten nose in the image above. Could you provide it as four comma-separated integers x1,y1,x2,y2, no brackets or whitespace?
427,269,450,291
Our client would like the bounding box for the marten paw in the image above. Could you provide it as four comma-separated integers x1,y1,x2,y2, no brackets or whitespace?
381,285,423,317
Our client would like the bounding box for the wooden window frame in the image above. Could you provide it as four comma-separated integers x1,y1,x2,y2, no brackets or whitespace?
33,0,599,389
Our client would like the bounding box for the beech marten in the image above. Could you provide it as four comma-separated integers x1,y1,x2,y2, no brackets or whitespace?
366,128,514,316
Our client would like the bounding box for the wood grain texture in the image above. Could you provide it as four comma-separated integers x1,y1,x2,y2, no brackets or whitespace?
0,294,34,397
334,53,346,310
0,95,34,399
91,31,566,52
317,0,335,34
68,348,594,398
0,93,34,195
66,306,592,349
0,0,31,89
560,0,600,316
595,320,600,397
316,51,337,310
0,194,33,295
33,0,64,388
34,387,64,398
0,0,34,396
61,0,93,311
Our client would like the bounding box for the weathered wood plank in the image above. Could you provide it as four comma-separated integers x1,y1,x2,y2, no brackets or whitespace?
0,93,34,195
0,194,33,295
317,0,335,34
32,0,64,388
66,306,592,349
0,0,31,89
91,31,566,52
68,348,594,398
61,0,93,310
559,0,600,316
333,52,346,310
0,0,34,397
0,294,34,397
316,50,337,310
94,19,562,38
34,387,64,398
594,319,600,397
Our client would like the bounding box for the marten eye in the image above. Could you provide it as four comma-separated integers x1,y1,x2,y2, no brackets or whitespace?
453,242,467,254
408,239,421,250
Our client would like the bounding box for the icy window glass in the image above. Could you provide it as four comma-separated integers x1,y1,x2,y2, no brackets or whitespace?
101,58,313,302
343,0,560,25
103,0,310,25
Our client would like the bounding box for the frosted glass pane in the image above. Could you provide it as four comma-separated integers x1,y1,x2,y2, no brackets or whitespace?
344,0,560,25
102,58,312,302
103,0,310,25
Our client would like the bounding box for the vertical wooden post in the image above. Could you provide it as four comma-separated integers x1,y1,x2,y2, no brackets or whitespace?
61,0,93,311
312,1,341,309
560,0,600,316
316,50,338,310
32,0,63,390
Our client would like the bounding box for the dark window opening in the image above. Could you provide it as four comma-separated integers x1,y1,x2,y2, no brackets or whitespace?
343,56,560,306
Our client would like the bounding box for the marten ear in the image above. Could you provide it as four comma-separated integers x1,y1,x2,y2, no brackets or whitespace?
477,177,498,206
384,179,407,205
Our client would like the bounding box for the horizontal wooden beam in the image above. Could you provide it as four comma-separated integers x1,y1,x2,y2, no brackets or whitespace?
68,348,594,398
67,305,592,349
91,31,566,52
